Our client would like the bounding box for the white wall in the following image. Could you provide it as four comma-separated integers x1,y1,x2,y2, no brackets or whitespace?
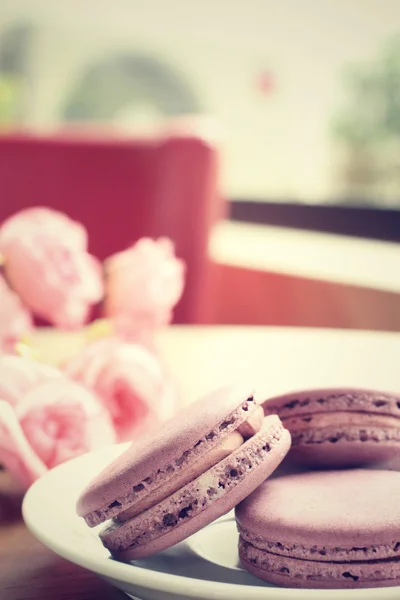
1,0,399,201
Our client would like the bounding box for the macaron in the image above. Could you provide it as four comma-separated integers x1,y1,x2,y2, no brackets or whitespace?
262,387,400,467
236,469,400,589
77,385,291,560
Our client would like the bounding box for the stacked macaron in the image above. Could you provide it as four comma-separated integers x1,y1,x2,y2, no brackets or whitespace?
233,386,400,589
77,386,291,560
77,383,400,590
262,387,400,469
236,469,400,589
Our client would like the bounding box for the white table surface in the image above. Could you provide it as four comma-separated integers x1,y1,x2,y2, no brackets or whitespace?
33,325,400,404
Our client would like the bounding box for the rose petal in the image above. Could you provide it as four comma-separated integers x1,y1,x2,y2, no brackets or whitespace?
0,207,87,254
17,379,116,469
0,274,32,354
0,355,61,407
104,237,185,339
4,234,104,329
64,338,120,387
64,338,178,441
0,401,47,490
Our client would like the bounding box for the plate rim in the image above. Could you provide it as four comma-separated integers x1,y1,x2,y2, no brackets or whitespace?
22,445,400,600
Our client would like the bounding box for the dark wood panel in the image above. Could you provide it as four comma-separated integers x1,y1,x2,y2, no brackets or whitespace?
230,200,400,242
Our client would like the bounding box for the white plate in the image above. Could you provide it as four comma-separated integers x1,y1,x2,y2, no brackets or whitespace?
23,444,400,600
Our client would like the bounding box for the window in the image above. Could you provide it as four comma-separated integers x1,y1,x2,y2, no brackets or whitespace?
1,0,400,239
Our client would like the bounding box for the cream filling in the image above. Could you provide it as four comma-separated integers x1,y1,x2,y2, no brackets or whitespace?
117,405,264,521
283,411,400,432
237,405,265,438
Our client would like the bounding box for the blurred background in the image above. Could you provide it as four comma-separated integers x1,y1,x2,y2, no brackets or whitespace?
1,0,400,331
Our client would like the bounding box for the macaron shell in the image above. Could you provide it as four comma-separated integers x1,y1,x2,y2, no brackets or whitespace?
77,385,255,523
262,387,400,468
262,387,400,419
288,436,400,467
236,470,400,553
239,542,400,589
285,411,400,431
116,430,245,521
101,417,291,560
236,470,400,588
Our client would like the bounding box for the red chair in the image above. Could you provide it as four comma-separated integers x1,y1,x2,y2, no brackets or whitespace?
0,127,223,323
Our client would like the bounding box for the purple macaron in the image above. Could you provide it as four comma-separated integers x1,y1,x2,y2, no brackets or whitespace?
236,469,400,589
262,387,400,467
77,385,291,560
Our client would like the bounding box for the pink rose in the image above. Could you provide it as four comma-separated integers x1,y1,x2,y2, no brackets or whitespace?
0,274,32,354
0,378,115,490
2,235,103,330
0,354,61,406
0,207,103,329
0,206,87,255
65,337,178,441
104,238,185,341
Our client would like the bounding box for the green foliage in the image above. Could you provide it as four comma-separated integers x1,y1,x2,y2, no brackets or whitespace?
0,75,20,126
334,35,400,148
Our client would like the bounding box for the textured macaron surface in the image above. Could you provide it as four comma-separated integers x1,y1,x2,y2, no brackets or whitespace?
100,415,291,559
263,387,400,420
77,385,259,526
236,469,400,588
262,388,400,466
238,540,400,589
